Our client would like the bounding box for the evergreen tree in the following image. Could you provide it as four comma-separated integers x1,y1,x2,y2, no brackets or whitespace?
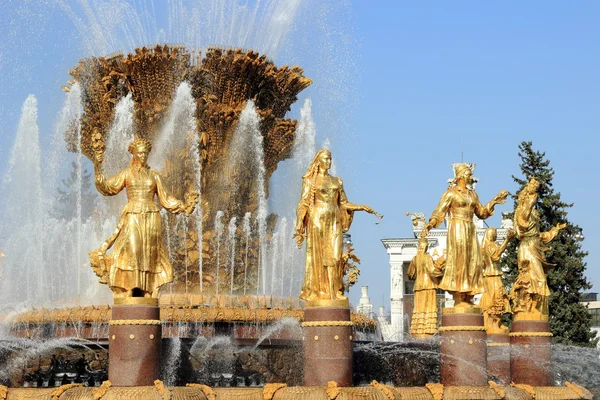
502,141,597,346
53,161,97,221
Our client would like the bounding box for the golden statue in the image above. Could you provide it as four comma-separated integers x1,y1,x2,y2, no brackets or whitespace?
408,238,445,338
89,137,198,298
421,163,508,308
294,150,380,305
480,227,515,333
510,177,565,318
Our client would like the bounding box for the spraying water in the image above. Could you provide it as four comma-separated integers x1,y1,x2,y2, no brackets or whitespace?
1,95,43,305
104,93,134,176
214,210,225,295
242,212,252,295
227,217,237,295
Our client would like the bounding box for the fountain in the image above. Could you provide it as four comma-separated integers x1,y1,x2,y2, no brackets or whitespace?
0,1,597,399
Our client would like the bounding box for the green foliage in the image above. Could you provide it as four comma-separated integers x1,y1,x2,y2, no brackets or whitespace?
53,161,97,220
501,141,597,347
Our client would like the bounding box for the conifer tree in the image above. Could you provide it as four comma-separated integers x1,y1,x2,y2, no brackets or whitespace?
53,161,97,220
501,141,597,346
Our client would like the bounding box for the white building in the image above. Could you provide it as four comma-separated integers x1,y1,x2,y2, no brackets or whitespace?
356,286,374,316
581,293,600,348
380,164,511,341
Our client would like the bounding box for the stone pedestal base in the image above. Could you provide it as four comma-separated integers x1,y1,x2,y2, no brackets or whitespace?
439,308,487,386
109,300,162,386
487,333,510,384
303,306,353,386
510,319,552,386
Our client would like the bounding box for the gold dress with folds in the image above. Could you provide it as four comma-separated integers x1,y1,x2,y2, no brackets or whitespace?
408,254,443,337
511,208,553,314
297,175,353,301
94,165,182,295
429,187,495,295
480,242,511,319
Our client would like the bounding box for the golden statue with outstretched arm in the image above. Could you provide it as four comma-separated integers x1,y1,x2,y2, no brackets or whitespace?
89,137,198,298
510,177,565,318
421,163,508,308
293,150,380,304
480,227,515,333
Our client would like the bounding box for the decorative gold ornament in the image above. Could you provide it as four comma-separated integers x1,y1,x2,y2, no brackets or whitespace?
109,319,162,326
510,177,566,318
153,379,171,400
511,383,536,398
481,227,515,334
186,384,216,400
294,150,380,302
325,381,341,400
51,383,83,400
487,381,506,398
114,297,159,306
438,326,486,332
263,383,287,400
369,380,395,400
564,382,590,399
425,383,444,400
408,237,445,338
301,321,354,327
422,163,508,307
92,380,112,400
509,331,553,337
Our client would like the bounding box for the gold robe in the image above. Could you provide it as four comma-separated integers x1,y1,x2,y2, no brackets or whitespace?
429,187,495,295
296,175,353,301
480,241,511,316
94,165,182,294
408,253,443,336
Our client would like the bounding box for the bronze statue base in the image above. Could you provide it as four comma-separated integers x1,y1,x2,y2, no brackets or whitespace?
510,319,552,386
302,307,352,386
109,300,161,386
439,309,487,386
487,333,510,384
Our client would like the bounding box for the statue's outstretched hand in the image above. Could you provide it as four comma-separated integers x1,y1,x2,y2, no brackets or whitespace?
183,191,200,215
293,228,305,248
494,190,509,205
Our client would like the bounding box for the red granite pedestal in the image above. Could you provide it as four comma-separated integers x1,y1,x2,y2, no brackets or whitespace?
510,317,552,386
109,298,162,387
486,333,510,384
439,308,487,386
303,301,353,386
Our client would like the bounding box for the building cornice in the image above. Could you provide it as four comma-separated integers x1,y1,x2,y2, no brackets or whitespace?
381,238,438,249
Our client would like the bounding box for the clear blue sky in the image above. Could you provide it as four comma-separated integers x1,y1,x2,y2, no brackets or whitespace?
0,1,598,312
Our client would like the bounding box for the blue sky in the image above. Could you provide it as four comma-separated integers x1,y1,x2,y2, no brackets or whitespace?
0,1,598,312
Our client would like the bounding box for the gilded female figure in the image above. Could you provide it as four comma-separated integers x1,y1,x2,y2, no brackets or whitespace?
510,177,564,317
89,138,197,298
408,238,445,338
421,163,508,307
480,227,514,333
294,150,377,303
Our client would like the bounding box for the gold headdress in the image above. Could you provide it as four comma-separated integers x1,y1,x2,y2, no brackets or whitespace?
128,137,152,154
